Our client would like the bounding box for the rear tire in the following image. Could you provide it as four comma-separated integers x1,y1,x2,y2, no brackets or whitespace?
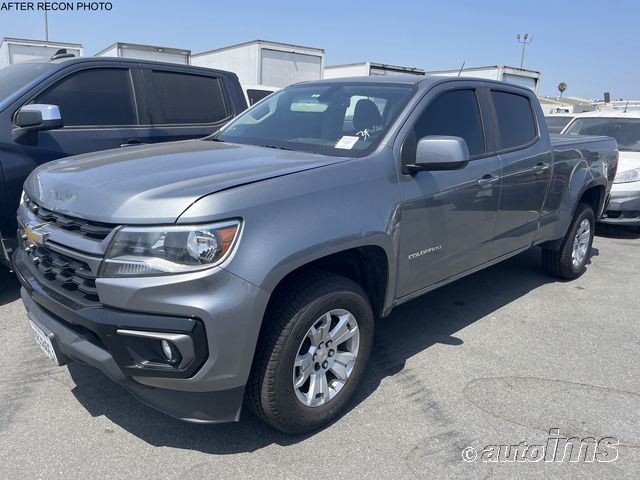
542,203,595,279
246,271,374,434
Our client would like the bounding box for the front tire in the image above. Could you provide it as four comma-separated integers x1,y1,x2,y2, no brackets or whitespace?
246,271,374,434
542,203,595,279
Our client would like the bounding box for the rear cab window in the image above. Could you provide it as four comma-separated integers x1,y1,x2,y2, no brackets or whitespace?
491,90,538,151
149,70,230,125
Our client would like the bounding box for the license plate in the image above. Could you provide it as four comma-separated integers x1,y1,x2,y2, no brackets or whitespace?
29,319,59,364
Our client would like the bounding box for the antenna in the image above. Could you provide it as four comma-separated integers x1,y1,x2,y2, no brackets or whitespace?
457,61,466,77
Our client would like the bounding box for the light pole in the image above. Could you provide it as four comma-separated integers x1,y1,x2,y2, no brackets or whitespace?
44,10,49,41
516,33,532,69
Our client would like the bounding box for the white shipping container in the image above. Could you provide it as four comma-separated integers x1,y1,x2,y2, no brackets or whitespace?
192,40,324,88
95,42,191,65
0,37,83,68
429,65,541,93
324,62,425,79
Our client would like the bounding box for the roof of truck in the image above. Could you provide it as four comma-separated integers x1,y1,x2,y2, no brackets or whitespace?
300,75,536,92
17,55,238,76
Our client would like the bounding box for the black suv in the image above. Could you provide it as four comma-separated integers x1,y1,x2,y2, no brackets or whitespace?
0,55,247,267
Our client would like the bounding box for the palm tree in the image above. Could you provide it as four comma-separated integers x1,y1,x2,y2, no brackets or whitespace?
558,82,568,98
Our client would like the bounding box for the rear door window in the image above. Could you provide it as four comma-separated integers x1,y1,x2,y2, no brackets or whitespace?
491,90,537,150
150,71,229,124
34,68,137,126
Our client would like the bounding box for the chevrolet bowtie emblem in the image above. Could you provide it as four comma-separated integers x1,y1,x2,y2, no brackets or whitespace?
24,223,49,247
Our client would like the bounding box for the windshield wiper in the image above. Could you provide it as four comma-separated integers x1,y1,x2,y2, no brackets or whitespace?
261,144,295,151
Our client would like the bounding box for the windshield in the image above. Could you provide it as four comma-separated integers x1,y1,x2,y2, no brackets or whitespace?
0,62,57,111
216,83,417,157
564,117,640,152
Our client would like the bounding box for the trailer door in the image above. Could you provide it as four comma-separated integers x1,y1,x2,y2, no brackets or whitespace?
260,49,322,88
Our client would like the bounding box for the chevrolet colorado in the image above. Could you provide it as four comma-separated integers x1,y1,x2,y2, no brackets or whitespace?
14,76,618,434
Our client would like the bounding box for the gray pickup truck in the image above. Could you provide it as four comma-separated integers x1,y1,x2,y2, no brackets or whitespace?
14,76,617,434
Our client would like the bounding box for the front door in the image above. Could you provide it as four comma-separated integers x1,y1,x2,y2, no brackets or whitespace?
396,86,502,298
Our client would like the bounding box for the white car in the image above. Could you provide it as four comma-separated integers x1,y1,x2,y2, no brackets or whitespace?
563,110,640,228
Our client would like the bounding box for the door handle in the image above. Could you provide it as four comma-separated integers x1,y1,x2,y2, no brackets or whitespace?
477,174,500,188
533,162,550,174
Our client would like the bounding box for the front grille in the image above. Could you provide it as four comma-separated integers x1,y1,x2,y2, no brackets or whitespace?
25,199,114,240
27,246,99,303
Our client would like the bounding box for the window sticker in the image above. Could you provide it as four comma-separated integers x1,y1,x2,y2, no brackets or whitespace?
335,136,360,149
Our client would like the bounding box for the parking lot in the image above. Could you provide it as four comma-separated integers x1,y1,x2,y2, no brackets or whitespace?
1,226,638,479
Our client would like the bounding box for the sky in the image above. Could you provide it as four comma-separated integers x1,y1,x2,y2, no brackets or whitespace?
0,0,638,99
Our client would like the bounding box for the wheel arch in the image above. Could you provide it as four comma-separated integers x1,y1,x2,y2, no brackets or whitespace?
264,244,392,321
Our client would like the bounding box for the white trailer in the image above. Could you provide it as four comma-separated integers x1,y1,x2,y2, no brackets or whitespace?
324,61,425,78
95,42,191,65
191,40,324,88
0,37,83,68
429,65,541,93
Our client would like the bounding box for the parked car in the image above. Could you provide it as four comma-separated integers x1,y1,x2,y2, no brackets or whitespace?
243,84,279,106
562,110,639,227
14,76,617,434
544,113,575,134
0,55,247,269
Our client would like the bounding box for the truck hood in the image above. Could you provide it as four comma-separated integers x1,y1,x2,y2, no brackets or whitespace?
25,140,346,224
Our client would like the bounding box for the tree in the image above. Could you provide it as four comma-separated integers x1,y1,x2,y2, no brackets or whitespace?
558,82,568,98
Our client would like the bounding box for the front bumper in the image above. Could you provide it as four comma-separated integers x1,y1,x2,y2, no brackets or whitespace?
14,248,270,423
600,188,640,226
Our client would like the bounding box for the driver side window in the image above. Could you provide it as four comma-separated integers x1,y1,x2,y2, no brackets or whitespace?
403,89,485,164
34,68,137,127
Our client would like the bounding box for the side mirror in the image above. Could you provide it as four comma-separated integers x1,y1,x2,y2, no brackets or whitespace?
13,104,63,145
406,136,470,172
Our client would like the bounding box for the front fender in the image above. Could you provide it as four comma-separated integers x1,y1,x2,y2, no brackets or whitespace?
178,151,401,309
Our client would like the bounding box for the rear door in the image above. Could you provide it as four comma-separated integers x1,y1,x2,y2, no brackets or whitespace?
144,68,235,142
488,88,552,255
396,83,502,297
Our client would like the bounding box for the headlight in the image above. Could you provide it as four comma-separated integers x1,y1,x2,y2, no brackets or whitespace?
614,167,640,184
101,220,241,278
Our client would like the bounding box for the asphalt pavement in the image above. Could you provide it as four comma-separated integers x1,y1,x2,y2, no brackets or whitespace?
1,226,639,479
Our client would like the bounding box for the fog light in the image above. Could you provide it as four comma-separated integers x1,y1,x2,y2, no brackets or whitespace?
161,340,174,361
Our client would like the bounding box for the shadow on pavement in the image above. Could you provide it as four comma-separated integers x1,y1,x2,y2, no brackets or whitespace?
596,223,640,239
69,247,560,453
0,268,20,306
